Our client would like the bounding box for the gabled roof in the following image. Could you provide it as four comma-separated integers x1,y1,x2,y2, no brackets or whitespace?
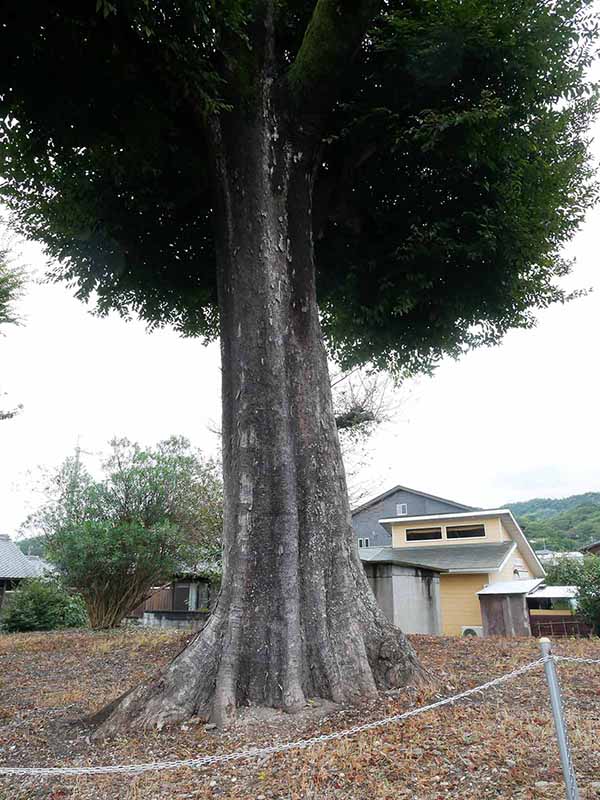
360,542,515,573
0,535,41,580
351,484,476,516
378,509,545,578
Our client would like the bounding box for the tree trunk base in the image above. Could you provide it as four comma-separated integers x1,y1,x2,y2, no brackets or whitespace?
95,601,424,737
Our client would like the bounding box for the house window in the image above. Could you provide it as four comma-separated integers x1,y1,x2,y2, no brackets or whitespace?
364,537,370,548
396,503,408,516
358,538,364,548
446,524,486,539
406,527,442,542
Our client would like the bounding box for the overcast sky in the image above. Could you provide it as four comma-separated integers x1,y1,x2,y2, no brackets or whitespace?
2,113,600,538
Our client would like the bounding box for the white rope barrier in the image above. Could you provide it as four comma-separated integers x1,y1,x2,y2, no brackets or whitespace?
553,654,600,666
0,656,549,778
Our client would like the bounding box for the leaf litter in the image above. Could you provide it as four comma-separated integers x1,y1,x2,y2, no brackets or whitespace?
1,629,599,799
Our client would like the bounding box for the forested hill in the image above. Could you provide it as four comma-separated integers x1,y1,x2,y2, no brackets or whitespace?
506,493,600,552
507,493,600,519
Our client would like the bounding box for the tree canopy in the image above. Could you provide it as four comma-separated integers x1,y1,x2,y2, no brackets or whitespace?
1,0,597,373
2,0,599,729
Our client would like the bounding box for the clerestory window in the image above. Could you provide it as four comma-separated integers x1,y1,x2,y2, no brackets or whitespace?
405,527,442,542
446,524,486,540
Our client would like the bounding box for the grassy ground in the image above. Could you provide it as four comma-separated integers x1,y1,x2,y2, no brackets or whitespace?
0,628,599,799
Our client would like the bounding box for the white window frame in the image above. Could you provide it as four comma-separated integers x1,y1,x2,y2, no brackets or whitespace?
364,537,370,548
405,526,443,542
396,503,408,516
358,538,364,548
445,523,486,540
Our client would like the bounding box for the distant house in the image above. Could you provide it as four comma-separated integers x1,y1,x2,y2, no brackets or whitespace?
582,541,600,556
129,562,219,630
0,534,51,608
352,484,475,548
358,498,545,636
536,548,584,566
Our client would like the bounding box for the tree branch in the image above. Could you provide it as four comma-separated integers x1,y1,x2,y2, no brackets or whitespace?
286,0,380,112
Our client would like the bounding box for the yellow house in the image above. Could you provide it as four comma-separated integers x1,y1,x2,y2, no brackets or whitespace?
376,509,546,635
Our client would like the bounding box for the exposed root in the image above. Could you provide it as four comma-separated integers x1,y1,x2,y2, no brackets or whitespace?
95,615,424,737
94,547,424,738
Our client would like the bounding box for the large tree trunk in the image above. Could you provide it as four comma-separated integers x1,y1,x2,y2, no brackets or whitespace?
97,62,421,737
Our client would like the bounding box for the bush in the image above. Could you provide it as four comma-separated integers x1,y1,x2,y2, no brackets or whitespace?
28,436,223,628
1,578,88,633
545,556,600,635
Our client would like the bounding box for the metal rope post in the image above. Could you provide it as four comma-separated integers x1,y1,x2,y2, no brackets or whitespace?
539,638,580,800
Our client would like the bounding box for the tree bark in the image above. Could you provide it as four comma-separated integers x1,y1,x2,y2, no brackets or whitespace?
97,44,421,738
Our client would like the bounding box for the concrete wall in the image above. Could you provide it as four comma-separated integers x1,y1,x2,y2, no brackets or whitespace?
364,563,441,634
142,610,210,631
353,488,470,547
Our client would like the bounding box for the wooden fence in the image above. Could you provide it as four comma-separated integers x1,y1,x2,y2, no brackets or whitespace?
529,615,591,638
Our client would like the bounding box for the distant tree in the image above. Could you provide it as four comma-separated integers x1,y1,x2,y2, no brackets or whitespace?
16,535,47,558
27,437,223,629
0,249,22,327
545,556,600,635
1,0,597,729
0,228,24,420
333,368,403,506
0,398,22,422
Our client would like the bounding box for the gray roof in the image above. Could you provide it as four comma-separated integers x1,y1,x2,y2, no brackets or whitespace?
0,535,42,579
359,547,447,572
351,484,477,516
528,584,578,600
359,542,515,573
478,578,544,596
25,555,56,576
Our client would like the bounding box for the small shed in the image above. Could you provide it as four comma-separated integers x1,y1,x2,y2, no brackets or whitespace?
477,579,543,637
478,580,588,638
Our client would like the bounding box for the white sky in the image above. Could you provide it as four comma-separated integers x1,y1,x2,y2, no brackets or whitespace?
2,108,600,536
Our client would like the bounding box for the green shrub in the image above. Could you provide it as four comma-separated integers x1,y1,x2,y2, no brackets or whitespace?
1,578,88,633
545,555,600,635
